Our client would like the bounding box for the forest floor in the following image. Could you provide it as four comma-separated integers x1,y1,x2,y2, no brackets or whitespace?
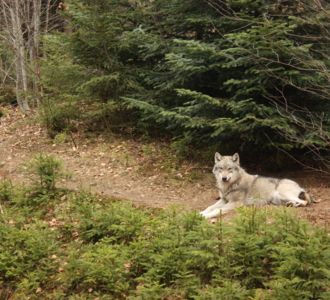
1,106,329,228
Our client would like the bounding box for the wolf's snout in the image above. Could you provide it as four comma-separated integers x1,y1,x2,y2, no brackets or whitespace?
222,176,229,182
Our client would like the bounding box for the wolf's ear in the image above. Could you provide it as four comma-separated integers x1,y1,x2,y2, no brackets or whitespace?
214,152,222,163
232,153,240,164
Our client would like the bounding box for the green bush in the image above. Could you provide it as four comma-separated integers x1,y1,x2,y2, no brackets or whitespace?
81,101,137,133
0,85,16,105
40,97,81,138
59,202,329,299
1,179,329,299
62,243,131,297
0,179,14,202
41,34,90,96
77,200,148,244
26,154,66,193
194,280,252,300
0,221,58,288
67,0,330,165
268,217,330,299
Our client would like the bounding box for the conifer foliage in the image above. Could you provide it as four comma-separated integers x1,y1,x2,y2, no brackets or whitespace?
0,179,329,299
67,0,330,162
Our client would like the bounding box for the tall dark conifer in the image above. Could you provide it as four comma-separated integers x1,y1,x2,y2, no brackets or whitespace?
69,0,330,163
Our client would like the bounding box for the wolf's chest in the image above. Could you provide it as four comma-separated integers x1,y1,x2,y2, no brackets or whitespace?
220,185,248,203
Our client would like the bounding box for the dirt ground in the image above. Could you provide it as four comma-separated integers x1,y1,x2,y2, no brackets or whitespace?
0,107,329,229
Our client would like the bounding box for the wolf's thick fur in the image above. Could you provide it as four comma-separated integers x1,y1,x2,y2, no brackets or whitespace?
201,152,310,219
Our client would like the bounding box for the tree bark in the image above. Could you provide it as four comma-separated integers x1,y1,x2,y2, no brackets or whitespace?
9,1,30,113
30,0,42,106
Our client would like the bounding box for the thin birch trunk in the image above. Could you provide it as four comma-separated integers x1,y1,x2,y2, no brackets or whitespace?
44,0,51,34
11,0,30,113
1,0,62,112
30,0,42,106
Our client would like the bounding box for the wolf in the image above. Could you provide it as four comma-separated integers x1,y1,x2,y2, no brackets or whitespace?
200,152,311,219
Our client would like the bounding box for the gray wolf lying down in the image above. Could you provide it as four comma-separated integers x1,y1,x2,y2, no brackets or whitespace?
201,153,311,219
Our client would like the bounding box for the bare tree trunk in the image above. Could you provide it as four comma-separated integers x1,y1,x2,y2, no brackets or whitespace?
44,0,51,34
9,1,30,113
30,0,42,107
1,0,64,112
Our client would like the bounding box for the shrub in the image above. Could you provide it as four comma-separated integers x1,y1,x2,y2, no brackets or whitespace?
0,179,14,202
77,200,149,244
126,207,330,299
62,243,131,298
268,212,330,299
0,85,16,105
194,280,252,300
1,179,329,299
40,97,80,138
68,0,330,166
26,154,66,193
81,101,137,134
0,221,58,289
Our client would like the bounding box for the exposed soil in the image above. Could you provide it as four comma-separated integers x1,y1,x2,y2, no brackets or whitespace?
0,107,329,229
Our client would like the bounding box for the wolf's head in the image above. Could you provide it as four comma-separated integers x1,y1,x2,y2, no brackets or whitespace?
213,152,241,184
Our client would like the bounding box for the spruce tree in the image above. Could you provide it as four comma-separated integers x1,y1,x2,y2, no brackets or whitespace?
69,0,330,164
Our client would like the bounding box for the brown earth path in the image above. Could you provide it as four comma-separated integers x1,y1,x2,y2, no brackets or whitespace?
0,107,329,228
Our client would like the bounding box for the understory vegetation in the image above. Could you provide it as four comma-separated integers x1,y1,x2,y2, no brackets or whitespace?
0,155,329,299
37,0,330,169
1,2,330,299
2,1,329,169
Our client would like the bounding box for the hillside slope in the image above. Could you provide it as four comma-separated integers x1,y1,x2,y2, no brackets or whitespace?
0,107,329,227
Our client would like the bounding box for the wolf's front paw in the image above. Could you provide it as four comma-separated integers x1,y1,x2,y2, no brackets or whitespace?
288,200,308,207
200,212,217,223
209,218,217,224
200,211,208,218
296,200,308,207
